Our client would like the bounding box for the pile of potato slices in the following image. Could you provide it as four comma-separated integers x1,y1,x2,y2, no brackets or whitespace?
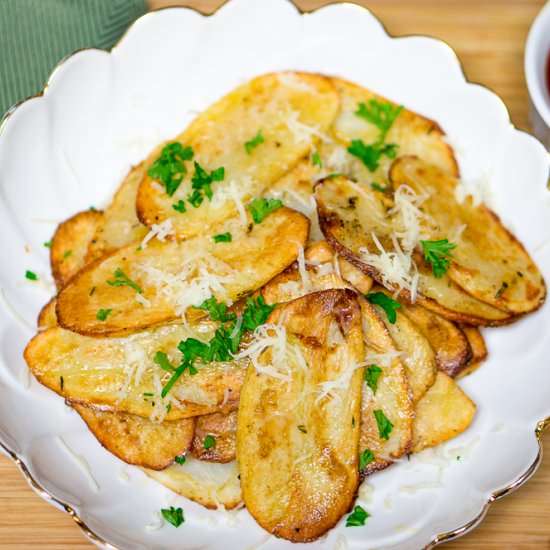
25,72,545,542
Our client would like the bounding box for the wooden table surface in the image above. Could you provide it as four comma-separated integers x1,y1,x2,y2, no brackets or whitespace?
1,0,549,548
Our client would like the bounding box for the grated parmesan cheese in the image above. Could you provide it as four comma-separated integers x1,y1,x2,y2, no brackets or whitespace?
277,72,317,93
287,110,332,145
140,218,175,249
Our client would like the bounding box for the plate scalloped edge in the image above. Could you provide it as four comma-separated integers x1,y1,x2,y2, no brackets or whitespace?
0,1,549,549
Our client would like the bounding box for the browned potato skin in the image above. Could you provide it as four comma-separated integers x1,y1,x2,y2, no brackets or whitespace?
50,210,103,290
395,301,472,378
390,157,546,315
56,207,309,337
237,290,364,542
412,372,476,452
37,298,57,328
73,403,195,470
191,411,237,463
456,325,488,379
315,175,514,326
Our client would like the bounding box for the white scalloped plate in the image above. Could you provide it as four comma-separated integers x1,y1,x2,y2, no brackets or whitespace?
0,1,549,549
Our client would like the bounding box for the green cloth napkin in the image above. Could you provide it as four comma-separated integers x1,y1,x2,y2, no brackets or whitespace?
0,0,148,117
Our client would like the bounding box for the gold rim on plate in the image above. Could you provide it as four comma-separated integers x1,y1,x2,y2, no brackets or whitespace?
0,2,548,548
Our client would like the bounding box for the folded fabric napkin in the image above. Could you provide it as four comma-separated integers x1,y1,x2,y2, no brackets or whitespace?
0,0,147,117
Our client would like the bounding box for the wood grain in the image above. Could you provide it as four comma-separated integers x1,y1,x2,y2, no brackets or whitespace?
1,0,549,548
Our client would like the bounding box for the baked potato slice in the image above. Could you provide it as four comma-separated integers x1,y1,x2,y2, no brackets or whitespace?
136,72,339,239
412,372,476,452
24,324,244,420
143,457,242,510
456,325,488,379
50,209,103,290
390,157,546,314
56,207,309,336
315,175,513,325
392,300,472,377
237,290,364,542
73,404,194,470
37,298,57,329
318,76,458,189
86,162,149,263
191,411,237,463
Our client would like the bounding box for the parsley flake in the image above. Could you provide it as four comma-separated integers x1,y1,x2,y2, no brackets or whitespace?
312,151,322,168
346,505,369,527
154,351,176,372
248,197,283,224
161,506,184,528
359,449,375,471
355,100,403,140
195,297,236,323
420,239,456,278
245,130,265,155
363,364,382,394
370,183,388,193
25,270,38,281
43,241,52,249
365,292,401,324
213,232,232,243
148,142,194,197
62,249,72,260
204,435,216,449
242,296,276,331
374,409,394,440
188,161,225,205
347,139,398,172
174,455,186,465
172,200,186,213
107,268,142,294
96,308,112,321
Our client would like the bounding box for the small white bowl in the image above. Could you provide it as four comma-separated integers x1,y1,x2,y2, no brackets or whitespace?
526,1,550,149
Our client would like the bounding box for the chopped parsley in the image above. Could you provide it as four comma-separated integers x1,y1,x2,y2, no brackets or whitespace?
195,297,236,323
96,308,112,321
241,296,276,331
43,241,52,248
143,392,154,397
245,130,265,155
363,364,382,394
324,173,342,179
355,100,403,140
297,424,308,434
213,232,232,243
204,435,216,449
187,189,204,208
62,249,72,260
312,150,322,168
420,239,456,278
25,270,38,281
161,506,184,528
154,351,176,372
248,197,283,224
107,267,142,294
346,505,369,527
365,292,401,324
172,200,186,213
370,183,388,193
174,455,186,465
188,161,225,206
359,449,375,470
148,142,194,197
374,409,394,440
347,139,398,172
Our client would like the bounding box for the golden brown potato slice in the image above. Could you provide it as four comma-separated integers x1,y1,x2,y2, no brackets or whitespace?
456,325,488,379
390,157,546,314
412,372,476,452
24,324,244,420
50,210,103,290
260,259,413,474
315,175,513,325
237,290,364,542
393,301,472,377
73,403,194,470
86,163,149,263
191,411,237,463
37,298,57,329
56,207,309,336
143,457,242,510
319,76,458,188
136,72,339,239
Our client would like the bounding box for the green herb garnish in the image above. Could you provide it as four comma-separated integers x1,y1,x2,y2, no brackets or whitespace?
43,241,52,249
96,308,112,321
370,183,388,193
188,161,225,204
346,505,369,527
195,297,236,323
359,449,375,470
374,409,394,440
107,267,142,294
161,506,184,528
174,455,186,465
355,100,403,140
420,239,456,278
148,142,194,197
365,292,401,324
241,296,276,331
25,270,38,281
245,130,265,155
62,249,72,260
312,151,322,168
154,351,176,372
172,200,186,213
248,197,283,224
204,435,216,449
363,364,382,394
347,139,398,172
213,232,232,243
